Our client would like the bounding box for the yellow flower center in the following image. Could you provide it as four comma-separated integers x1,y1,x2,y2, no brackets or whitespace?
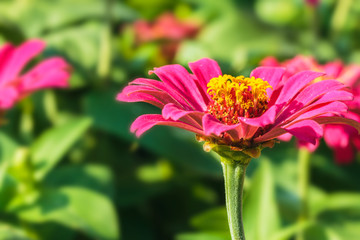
207,74,272,125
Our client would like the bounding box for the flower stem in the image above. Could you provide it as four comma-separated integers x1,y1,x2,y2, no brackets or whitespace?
296,148,311,240
221,158,249,240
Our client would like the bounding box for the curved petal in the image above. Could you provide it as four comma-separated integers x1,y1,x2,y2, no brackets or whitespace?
314,116,360,134
20,57,70,92
150,64,207,111
291,101,348,122
130,114,204,137
0,40,45,84
275,71,325,106
238,105,277,127
162,103,204,122
250,66,286,97
298,139,319,152
284,120,323,145
202,114,241,137
188,58,222,103
130,78,191,108
117,85,183,108
275,80,348,124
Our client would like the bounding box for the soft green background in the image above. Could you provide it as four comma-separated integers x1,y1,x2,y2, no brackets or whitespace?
1,0,360,239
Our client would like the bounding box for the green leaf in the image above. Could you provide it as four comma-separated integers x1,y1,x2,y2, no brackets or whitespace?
190,207,229,232
0,132,19,163
0,222,34,240
313,193,360,216
16,187,119,240
30,117,92,180
269,221,314,240
45,164,115,199
243,159,281,240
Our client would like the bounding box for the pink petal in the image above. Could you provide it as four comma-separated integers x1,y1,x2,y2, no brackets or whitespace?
238,105,277,127
202,114,241,137
284,120,323,145
188,58,222,103
0,43,16,83
275,80,347,124
314,116,360,134
0,87,18,109
298,139,319,152
260,56,280,67
150,64,207,111
130,78,191,108
323,60,343,78
324,125,350,148
292,101,348,122
130,114,204,137
338,64,360,87
20,57,70,92
275,71,325,106
0,40,45,84
162,103,203,122
250,66,285,97
117,85,181,108
277,133,292,141
117,88,165,108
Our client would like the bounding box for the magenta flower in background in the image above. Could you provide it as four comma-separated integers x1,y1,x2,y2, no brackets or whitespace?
305,0,320,7
0,39,71,111
117,58,360,156
261,55,360,163
133,12,200,62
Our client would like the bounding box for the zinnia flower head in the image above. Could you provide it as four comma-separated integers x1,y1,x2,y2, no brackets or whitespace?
261,55,360,163
0,39,71,110
117,58,360,159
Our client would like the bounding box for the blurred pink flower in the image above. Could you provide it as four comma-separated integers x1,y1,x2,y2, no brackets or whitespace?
0,39,71,110
117,58,360,156
261,55,360,163
133,12,199,61
305,0,320,7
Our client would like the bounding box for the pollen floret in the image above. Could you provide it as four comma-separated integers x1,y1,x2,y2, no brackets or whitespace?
207,74,272,125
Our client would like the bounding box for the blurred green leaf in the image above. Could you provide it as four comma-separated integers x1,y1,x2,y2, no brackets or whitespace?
243,159,281,240
30,117,92,180
0,132,19,163
190,207,229,232
0,222,34,240
45,164,115,199
16,187,119,240
313,193,360,216
269,221,314,240
176,232,230,240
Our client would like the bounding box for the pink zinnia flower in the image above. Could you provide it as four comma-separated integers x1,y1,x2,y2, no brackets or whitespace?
261,55,360,163
0,39,71,110
117,58,360,157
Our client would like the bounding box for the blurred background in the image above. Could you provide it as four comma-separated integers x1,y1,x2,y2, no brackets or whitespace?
1,0,360,239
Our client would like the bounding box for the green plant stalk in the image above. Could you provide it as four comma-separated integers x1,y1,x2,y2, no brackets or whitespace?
296,148,311,240
221,157,249,240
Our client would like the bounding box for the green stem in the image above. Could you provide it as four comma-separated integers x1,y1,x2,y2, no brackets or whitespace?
221,158,249,240
296,148,311,240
